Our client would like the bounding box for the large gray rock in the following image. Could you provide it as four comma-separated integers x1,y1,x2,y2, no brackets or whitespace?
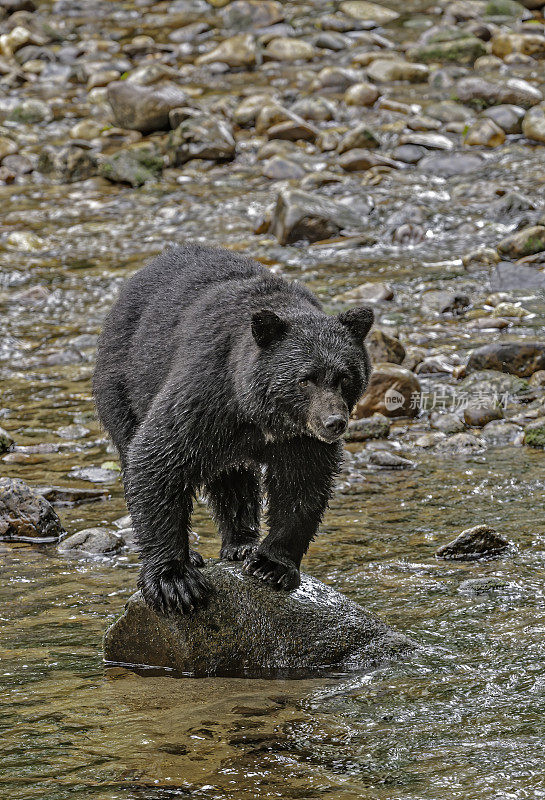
0,477,65,543
103,562,414,677
455,76,542,109
269,188,371,245
167,114,236,165
436,524,510,560
107,81,189,133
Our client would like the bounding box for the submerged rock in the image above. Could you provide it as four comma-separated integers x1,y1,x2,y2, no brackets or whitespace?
103,561,414,677
0,477,65,543
36,485,109,506
37,144,98,183
419,152,484,176
408,36,486,64
436,524,510,560
455,76,542,109
458,576,508,594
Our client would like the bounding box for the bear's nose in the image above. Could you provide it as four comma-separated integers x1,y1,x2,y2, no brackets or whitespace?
324,415,347,436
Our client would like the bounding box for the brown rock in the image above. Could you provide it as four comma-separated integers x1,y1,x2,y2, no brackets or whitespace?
339,150,400,171
344,82,380,107
0,478,65,543
464,403,503,427
464,119,506,147
366,330,405,364
354,364,421,418
467,341,545,377
491,32,545,58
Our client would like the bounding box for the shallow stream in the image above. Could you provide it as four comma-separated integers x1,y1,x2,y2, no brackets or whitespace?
2,0,545,796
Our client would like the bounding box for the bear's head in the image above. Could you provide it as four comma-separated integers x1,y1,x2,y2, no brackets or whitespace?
246,306,374,443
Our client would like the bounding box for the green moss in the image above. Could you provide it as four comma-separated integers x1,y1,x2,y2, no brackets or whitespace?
521,235,545,256
99,148,163,187
409,37,486,65
485,0,524,16
524,421,545,447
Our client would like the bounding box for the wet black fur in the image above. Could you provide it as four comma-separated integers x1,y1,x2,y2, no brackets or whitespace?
93,244,373,614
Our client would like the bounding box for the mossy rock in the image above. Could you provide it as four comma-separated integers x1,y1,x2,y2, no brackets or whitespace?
408,37,486,65
524,418,545,447
99,148,163,187
485,0,525,16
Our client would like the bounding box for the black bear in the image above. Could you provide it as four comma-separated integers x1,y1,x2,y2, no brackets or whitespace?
93,244,373,614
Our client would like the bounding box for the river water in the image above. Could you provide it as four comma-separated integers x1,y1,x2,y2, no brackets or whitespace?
2,0,545,797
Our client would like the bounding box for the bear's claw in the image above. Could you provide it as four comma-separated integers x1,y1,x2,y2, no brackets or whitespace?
188,548,205,568
243,551,300,590
220,541,257,562
139,560,211,615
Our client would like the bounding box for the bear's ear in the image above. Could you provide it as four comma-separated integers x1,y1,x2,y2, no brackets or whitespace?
338,306,374,344
251,309,289,348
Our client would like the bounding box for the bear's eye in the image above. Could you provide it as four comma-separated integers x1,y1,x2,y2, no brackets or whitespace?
299,376,314,388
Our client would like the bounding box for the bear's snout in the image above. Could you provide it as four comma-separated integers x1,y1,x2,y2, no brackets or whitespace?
308,391,348,442
323,414,347,437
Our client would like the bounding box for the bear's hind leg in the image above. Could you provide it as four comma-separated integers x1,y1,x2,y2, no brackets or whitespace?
205,467,261,561
93,375,139,471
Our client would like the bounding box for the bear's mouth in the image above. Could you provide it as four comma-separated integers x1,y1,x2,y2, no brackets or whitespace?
307,418,347,443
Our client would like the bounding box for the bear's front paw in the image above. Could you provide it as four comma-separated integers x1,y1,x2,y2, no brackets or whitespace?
138,560,211,615
243,551,300,590
188,548,205,568
220,541,257,562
